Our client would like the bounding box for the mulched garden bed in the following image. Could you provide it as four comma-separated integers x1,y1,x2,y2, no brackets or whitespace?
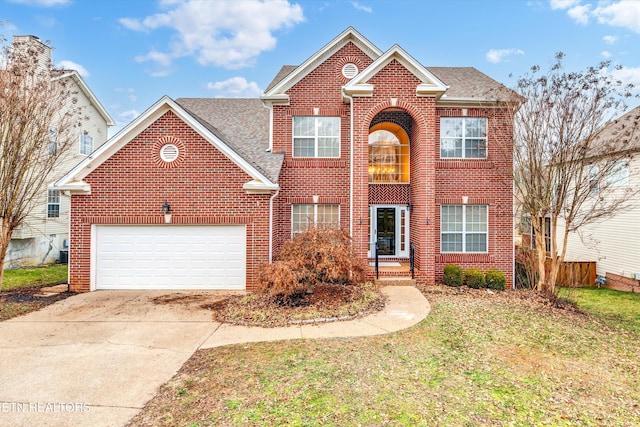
0,285,75,321
214,283,386,328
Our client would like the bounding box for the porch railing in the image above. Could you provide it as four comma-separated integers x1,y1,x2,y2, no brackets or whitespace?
409,243,415,279
374,242,379,279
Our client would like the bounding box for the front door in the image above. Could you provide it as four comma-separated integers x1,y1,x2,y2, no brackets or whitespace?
376,208,395,255
368,205,409,258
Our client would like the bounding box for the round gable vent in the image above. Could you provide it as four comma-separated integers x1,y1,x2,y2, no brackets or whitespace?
342,63,358,79
160,144,179,162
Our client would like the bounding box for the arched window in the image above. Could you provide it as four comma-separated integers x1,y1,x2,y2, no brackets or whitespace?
368,123,409,183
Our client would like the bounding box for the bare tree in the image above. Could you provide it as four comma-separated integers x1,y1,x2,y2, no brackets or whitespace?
503,53,640,295
0,33,81,285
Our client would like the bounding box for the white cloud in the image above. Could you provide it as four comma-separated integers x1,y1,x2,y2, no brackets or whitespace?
120,0,304,71
206,76,262,98
603,35,618,44
566,3,591,24
593,0,640,34
56,60,90,77
550,0,640,33
601,50,612,58
610,65,640,88
486,48,525,64
119,109,140,122
351,1,372,13
549,0,581,9
134,50,173,67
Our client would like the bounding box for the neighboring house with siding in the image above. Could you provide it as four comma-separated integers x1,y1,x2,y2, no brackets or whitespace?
54,27,514,292
560,105,640,290
5,35,114,268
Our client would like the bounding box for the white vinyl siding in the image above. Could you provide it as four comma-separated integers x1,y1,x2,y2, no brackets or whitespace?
441,205,488,253
293,116,340,158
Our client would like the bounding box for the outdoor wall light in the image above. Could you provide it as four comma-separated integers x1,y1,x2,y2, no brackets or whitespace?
162,202,172,223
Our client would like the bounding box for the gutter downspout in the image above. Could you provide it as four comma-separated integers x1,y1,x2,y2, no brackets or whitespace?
343,89,355,239
269,189,280,263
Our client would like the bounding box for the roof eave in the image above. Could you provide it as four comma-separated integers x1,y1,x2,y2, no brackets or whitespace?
243,180,280,194
260,94,290,105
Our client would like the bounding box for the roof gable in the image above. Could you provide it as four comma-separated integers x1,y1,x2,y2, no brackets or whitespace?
52,70,115,127
343,44,448,99
261,27,382,104
54,96,279,193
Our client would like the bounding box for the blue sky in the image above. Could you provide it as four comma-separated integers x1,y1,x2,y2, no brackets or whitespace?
2,0,640,135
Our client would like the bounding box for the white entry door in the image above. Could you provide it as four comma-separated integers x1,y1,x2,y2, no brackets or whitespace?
93,225,246,290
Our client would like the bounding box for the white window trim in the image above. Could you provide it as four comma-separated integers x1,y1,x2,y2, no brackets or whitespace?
605,159,629,187
291,204,340,237
48,126,58,155
47,190,60,218
79,133,94,156
292,116,341,158
440,204,489,253
440,117,488,159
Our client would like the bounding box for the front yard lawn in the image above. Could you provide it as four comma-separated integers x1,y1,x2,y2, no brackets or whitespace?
0,264,71,321
128,285,640,426
558,286,640,334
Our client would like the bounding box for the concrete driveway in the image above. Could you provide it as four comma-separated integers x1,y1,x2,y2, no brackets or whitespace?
0,287,429,427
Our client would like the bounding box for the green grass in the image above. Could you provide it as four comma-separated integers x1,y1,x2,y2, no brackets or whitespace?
1,264,68,291
128,286,640,426
558,286,640,334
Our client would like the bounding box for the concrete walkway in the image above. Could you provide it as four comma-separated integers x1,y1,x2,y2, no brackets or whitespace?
0,286,430,427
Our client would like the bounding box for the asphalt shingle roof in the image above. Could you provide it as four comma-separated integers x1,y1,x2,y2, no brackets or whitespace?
175,98,284,183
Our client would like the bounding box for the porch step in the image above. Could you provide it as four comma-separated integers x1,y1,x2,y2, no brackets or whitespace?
374,277,416,287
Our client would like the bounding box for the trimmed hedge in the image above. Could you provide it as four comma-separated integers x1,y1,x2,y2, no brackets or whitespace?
464,268,485,289
486,269,506,291
443,264,463,287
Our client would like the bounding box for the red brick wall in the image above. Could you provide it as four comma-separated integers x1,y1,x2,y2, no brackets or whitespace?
434,108,514,288
271,42,374,253
271,50,514,287
69,110,272,292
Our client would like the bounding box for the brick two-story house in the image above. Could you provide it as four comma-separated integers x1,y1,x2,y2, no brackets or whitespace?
54,27,514,292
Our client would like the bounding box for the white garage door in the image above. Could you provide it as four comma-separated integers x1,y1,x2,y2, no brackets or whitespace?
94,225,246,290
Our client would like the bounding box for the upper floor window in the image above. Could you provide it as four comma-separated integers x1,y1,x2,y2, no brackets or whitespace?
441,204,488,253
48,126,58,155
80,133,93,155
590,159,629,195
291,204,340,236
440,117,487,159
368,123,409,183
605,159,629,187
293,116,340,158
47,190,60,218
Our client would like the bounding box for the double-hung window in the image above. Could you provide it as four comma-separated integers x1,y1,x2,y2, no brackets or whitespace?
48,126,58,155
441,205,488,253
47,190,60,218
292,204,340,236
605,159,629,187
293,116,340,158
440,117,487,158
80,133,93,155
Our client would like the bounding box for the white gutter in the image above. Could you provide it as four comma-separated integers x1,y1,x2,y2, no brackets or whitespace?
268,189,280,263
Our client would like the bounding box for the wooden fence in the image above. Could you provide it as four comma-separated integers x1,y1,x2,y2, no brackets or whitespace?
546,260,596,287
